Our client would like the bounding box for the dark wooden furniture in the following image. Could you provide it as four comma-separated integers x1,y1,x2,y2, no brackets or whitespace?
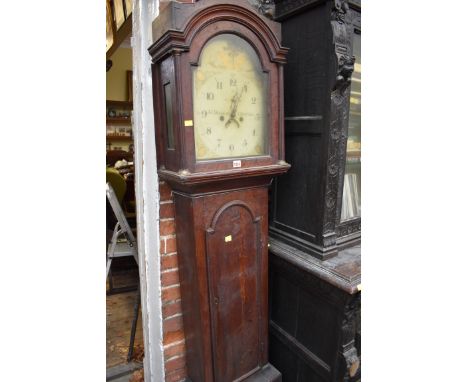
269,239,360,382
266,1,361,381
149,1,290,381
269,0,361,260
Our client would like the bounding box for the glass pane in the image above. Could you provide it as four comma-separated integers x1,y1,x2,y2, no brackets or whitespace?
114,0,125,30
164,83,175,149
125,0,133,17
192,34,268,160
341,32,361,221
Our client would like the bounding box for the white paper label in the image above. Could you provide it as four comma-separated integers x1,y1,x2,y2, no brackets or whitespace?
233,160,241,168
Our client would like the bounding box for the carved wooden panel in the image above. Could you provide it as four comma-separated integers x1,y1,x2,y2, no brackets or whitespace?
335,5,361,240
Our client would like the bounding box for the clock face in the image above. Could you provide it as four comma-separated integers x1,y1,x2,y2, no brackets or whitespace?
193,34,268,160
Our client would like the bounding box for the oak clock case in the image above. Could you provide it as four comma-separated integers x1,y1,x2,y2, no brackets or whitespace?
149,1,288,381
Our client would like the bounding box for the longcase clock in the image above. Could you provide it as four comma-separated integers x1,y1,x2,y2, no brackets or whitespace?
149,1,289,381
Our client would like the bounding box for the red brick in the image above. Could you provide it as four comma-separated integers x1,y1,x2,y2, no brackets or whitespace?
162,300,182,318
163,329,185,345
161,269,180,288
165,237,177,253
162,286,181,304
159,182,173,202
160,237,177,255
161,254,179,271
165,356,187,374
160,202,175,219
164,341,186,361
160,220,176,236
164,315,184,335
165,367,187,382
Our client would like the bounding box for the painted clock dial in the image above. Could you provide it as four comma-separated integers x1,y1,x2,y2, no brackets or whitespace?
193,34,268,160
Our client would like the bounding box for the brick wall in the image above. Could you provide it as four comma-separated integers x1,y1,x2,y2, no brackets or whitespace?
159,181,188,382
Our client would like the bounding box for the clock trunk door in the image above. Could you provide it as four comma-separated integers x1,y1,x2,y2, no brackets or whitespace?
206,204,262,381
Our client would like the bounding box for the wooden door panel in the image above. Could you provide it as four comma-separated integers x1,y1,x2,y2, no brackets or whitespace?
206,202,261,382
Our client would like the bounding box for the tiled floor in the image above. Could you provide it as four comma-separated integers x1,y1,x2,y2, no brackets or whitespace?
107,362,143,382
106,268,144,369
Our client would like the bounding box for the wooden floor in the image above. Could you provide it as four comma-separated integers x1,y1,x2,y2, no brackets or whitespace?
107,268,144,369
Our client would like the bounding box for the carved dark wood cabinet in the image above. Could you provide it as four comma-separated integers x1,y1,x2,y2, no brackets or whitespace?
266,1,361,381
149,1,290,381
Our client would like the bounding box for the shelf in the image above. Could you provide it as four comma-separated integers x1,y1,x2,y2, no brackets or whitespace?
106,100,133,109
107,117,132,124
107,135,133,141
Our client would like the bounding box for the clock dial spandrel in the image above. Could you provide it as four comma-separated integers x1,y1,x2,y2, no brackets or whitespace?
193,34,268,160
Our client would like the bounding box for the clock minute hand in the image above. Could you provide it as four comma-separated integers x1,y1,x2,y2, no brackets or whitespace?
232,86,246,118
225,91,240,127
228,87,245,126
229,92,238,119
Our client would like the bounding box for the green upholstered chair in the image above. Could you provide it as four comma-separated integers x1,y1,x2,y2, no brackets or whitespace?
106,167,127,205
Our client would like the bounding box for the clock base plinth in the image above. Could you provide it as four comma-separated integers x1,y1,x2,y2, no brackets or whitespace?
183,364,281,382
242,364,282,382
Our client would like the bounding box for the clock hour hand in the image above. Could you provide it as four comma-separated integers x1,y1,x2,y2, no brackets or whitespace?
229,92,238,119
225,117,240,128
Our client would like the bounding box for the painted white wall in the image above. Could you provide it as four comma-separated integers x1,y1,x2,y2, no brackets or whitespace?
131,1,165,382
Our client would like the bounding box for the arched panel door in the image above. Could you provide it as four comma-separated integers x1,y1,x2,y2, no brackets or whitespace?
206,202,262,381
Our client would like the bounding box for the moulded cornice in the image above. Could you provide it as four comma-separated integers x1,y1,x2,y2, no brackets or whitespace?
149,0,288,64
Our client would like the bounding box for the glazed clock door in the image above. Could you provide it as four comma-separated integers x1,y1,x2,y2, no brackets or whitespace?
193,33,268,160
205,201,263,381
